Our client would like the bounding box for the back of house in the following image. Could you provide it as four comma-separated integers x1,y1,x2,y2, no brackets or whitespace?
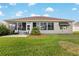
5,16,74,34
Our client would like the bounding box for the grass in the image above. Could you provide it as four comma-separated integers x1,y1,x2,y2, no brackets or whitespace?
59,41,79,55
0,34,79,56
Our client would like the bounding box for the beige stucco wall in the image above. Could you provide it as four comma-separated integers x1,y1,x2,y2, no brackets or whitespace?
8,21,73,34
39,22,73,34
73,22,79,31
73,26,79,31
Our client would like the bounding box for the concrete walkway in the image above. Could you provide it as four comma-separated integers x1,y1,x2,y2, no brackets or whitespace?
1,35,28,37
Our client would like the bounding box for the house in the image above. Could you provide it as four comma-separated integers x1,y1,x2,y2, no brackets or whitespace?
0,21,9,27
5,16,74,34
73,22,79,31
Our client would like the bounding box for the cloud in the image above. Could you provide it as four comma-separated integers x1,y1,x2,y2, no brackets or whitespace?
75,3,79,5
0,11,4,16
31,14,40,16
45,7,54,12
43,14,49,17
16,11,23,16
72,8,77,11
28,3,36,6
9,3,16,6
30,13,50,17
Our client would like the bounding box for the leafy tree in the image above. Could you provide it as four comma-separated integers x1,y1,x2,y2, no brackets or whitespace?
0,25,10,36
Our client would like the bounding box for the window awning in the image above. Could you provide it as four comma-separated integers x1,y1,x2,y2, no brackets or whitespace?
59,22,70,26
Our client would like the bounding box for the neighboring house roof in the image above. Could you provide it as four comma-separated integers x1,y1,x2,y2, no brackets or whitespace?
0,21,5,25
5,16,74,23
0,21,8,25
74,22,79,27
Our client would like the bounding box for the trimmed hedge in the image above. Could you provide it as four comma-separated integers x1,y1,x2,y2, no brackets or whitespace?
0,25,11,36
31,27,40,35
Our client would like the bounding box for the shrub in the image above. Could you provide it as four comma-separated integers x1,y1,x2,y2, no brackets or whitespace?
31,27,40,35
0,24,11,36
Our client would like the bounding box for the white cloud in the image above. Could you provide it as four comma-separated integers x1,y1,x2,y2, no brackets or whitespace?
0,11,4,16
16,11,23,16
9,3,16,6
28,3,36,6
45,7,54,12
72,8,77,11
31,14,40,16
43,14,49,17
75,3,79,5
30,13,50,17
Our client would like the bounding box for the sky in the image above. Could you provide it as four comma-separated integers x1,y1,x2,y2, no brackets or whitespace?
0,3,79,21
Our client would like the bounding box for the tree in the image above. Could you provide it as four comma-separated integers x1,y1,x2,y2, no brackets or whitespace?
0,25,10,36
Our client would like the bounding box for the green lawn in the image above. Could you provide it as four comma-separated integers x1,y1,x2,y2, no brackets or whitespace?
0,34,79,56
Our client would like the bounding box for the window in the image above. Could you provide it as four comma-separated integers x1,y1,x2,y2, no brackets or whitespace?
22,22,26,30
18,23,22,30
17,22,26,30
60,25,68,30
48,22,54,30
40,22,54,30
33,22,36,27
59,22,70,30
27,25,30,30
40,22,47,30
15,24,17,30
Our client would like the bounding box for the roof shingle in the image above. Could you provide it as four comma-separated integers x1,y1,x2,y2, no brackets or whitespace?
5,16,74,22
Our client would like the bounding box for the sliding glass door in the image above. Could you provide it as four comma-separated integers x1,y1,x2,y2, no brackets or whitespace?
22,22,26,30
17,22,26,30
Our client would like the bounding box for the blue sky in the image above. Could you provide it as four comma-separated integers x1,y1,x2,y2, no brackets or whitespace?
0,3,79,21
